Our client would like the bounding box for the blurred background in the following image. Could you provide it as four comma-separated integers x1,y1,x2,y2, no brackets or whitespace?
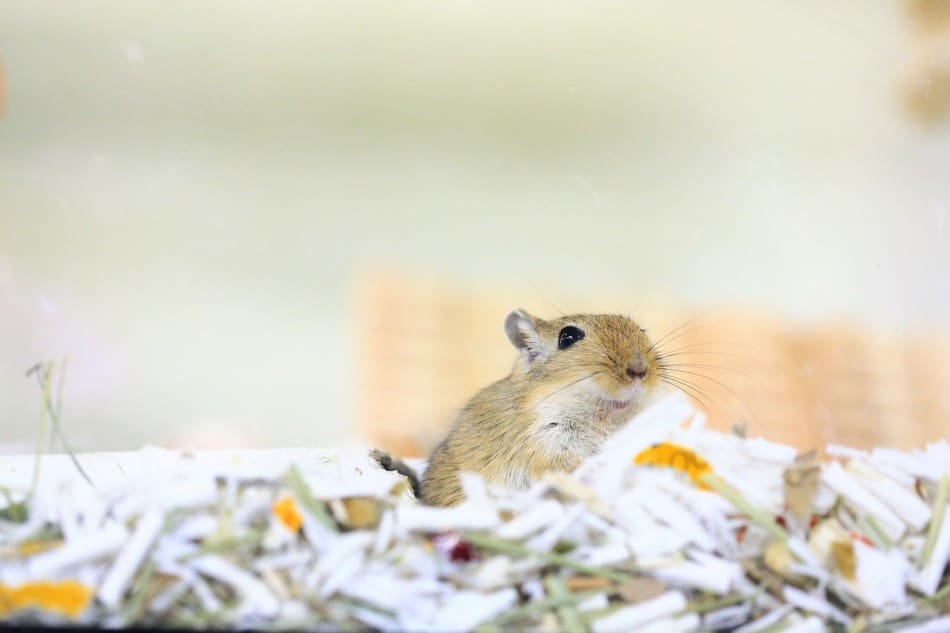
1,1,948,455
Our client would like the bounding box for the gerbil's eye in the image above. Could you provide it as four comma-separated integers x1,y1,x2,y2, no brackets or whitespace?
558,326,585,350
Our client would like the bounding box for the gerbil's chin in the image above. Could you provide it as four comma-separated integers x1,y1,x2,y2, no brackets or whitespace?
603,384,646,413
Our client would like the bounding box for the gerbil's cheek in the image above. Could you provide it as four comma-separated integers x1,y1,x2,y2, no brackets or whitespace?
641,370,661,390
591,373,626,395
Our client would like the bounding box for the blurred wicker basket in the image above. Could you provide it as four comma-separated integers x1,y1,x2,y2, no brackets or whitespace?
901,0,950,121
354,271,949,457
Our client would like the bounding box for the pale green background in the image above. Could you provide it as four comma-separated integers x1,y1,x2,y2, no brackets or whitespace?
1,1,948,451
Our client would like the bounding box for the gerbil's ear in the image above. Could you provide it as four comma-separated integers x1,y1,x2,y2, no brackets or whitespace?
505,309,546,364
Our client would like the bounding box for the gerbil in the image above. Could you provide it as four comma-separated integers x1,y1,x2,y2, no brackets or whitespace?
420,309,662,507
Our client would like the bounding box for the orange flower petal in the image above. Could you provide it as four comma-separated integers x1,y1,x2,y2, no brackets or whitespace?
634,442,713,489
0,580,93,619
272,495,303,532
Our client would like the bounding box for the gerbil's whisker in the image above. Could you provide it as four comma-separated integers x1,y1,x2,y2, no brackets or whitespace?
658,374,714,415
657,340,757,353
651,314,765,354
655,344,772,370
661,376,727,420
655,349,773,368
658,367,756,420
655,361,767,389
533,371,604,406
650,310,718,350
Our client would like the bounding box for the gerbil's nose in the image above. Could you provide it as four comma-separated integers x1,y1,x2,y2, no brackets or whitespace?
626,363,647,381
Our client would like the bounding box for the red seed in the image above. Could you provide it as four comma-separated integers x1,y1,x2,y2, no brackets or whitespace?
430,531,478,562
450,540,476,562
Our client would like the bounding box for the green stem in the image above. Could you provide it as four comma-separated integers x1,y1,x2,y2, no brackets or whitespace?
463,532,630,583
495,589,602,625
285,466,338,532
916,576,950,606
0,487,27,523
45,358,93,486
756,616,795,633
544,575,588,633
124,513,177,623
921,476,949,569
123,558,158,624
701,473,787,543
680,592,754,614
179,529,264,560
859,515,892,550
29,361,54,502
332,596,397,619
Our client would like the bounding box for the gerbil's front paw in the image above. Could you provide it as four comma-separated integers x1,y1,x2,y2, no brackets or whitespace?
371,449,421,499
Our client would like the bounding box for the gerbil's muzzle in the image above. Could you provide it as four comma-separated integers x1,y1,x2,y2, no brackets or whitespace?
625,358,649,382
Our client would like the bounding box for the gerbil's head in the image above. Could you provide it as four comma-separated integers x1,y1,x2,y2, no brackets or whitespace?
504,309,661,420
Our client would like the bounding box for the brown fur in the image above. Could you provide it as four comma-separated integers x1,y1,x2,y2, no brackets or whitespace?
420,310,661,506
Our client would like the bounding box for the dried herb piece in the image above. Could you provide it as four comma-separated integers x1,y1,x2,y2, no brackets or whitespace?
565,575,611,593
764,541,793,575
830,540,856,581
341,498,382,530
614,576,666,603
783,458,821,522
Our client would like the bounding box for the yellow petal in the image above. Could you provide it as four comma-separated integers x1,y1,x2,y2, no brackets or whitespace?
634,442,713,489
272,495,303,532
0,580,93,619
